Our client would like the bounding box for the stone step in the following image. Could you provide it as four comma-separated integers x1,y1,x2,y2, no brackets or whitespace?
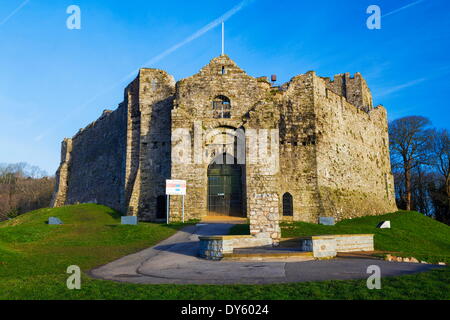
223,252,313,261
336,251,380,260
278,237,303,248
223,247,313,260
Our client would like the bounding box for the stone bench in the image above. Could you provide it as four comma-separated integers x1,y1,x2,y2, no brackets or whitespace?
298,234,374,258
199,235,273,260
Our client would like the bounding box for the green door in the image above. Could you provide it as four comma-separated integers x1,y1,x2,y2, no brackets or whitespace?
208,164,243,217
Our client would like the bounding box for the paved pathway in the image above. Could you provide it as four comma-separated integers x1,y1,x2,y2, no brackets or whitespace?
89,223,443,285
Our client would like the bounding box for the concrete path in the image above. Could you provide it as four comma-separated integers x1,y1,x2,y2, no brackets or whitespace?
90,223,444,285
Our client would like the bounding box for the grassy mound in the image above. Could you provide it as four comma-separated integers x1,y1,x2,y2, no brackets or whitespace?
0,206,448,300
230,211,450,264
0,204,185,299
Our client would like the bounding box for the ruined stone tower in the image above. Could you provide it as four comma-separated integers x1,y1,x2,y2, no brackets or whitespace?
52,55,397,241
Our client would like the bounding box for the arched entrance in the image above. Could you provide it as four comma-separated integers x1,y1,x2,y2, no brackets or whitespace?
156,195,167,219
207,153,244,217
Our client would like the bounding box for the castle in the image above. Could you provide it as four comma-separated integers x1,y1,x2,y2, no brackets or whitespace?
52,55,397,241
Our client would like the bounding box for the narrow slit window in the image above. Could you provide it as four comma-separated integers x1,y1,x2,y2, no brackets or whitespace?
282,192,293,216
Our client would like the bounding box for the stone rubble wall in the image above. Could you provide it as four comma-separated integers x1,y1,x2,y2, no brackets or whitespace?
126,69,175,219
170,55,270,222
299,234,374,258
170,55,281,240
322,72,373,112
62,106,127,211
53,55,396,236
123,77,141,215
199,235,273,260
278,73,322,223
313,73,397,220
51,138,73,207
334,234,375,252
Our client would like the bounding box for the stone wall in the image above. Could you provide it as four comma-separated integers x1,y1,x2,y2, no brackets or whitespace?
170,55,281,240
51,138,72,207
53,55,396,236
126,69,175,219
322,73,373,112
199,235,273,260
63,107,127,211
278,73,322,223
313,73,397,220
299,234,374,258
334,234,375,252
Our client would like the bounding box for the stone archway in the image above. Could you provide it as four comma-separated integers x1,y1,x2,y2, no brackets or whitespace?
207,153,244,217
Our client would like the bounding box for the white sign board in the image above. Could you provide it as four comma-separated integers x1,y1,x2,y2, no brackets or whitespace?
377,221,391,229
166,179,187,195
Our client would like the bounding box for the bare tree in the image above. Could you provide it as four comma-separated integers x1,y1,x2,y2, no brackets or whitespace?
389,116,433,211
0,163,54,221
428,129,450,223
430,129,450,197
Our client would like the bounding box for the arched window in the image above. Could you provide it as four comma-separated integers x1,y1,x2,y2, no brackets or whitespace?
212,95,231,119
282,192,293,216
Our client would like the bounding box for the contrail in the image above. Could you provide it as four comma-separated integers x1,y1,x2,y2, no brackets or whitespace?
0,0,30,26
143,0,253,66
377,77,427,97
35,0,255,141
382,0,425,18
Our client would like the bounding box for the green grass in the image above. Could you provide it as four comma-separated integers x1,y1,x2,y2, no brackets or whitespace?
0,205,449,300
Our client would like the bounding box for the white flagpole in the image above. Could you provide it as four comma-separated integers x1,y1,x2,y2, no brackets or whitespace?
221,21,225,56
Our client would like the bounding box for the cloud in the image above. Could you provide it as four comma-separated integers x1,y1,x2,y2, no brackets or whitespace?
382,0,425,18
0,0,30,27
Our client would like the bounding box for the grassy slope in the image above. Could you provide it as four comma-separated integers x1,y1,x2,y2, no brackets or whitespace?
0,204,185,299
0,206,449,300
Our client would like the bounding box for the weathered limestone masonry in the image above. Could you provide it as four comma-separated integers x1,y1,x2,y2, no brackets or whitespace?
52,55,396,242
51,138,72,207
126,69,175,219
170,55,281,240
52,107,127,210
314,73,397,219
299,234,375,258
198,235,273,260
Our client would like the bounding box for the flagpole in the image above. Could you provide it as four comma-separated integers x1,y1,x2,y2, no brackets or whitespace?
221,21,224,56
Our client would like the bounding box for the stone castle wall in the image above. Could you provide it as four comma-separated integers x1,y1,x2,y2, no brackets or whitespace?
313,73,397,219
278,73,322,223
52,55,396,236
170,56,281,240
52,69,175,219
51,138,72,207
126,69,175,220
52,106,127,211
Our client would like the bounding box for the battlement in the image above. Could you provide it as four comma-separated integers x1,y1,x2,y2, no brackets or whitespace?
321,72,373,112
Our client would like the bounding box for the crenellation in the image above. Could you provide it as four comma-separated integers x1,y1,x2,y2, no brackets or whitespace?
322,72,374,112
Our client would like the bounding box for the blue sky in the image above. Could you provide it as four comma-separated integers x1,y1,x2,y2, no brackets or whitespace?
1,0,449,174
